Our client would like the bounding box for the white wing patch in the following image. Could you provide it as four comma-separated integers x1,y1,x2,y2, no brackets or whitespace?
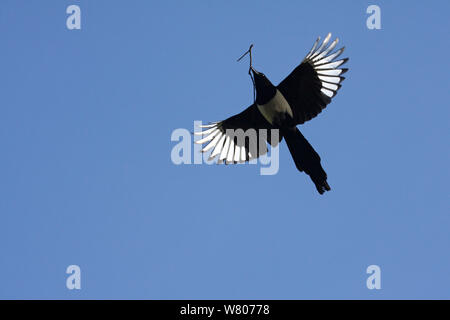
194,123,266,164
304,33,348,98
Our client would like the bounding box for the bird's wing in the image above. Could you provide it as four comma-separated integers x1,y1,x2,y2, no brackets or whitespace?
195,104,281,164
277,33,348,125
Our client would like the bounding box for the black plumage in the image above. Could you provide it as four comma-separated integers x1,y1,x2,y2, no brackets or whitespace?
195,33,348,194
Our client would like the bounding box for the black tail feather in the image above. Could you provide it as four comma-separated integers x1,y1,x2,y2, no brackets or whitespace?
282,127,331,194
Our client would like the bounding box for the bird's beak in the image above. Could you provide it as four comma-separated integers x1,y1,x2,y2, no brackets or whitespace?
250,67,259,76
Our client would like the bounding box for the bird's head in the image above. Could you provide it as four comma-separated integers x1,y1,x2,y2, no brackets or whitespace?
250,67,276,105
237,44,276,105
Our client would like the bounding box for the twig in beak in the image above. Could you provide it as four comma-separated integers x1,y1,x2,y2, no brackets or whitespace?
237,44,256,103
237,44,254,69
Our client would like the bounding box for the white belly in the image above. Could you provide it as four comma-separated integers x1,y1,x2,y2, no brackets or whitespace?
257,89,293,125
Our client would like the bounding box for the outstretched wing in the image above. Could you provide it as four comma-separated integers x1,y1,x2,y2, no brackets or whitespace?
277,33,348,125
195,104,281,164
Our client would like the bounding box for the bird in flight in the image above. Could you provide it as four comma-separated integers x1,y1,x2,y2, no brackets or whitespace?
195,33,348,194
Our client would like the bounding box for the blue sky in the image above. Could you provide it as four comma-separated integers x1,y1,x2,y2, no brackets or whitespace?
0,1,449,299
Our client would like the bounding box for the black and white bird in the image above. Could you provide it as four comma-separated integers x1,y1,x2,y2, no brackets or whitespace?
195,33,348,194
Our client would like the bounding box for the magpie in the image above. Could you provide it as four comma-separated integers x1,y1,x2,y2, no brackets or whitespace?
195,33,348,194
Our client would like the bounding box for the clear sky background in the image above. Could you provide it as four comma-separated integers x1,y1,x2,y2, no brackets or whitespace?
1,1,449,299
